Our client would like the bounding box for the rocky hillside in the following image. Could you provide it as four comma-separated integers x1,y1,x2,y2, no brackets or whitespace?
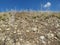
0,11,60,45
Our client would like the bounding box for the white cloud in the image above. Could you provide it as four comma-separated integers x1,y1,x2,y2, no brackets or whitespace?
44,2,51,8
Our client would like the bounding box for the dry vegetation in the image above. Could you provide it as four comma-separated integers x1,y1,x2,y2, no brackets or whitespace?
0,11,60,45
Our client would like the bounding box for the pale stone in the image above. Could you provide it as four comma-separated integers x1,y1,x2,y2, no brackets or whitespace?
42,40,46,44
0,28,1,30
25,41,31,45
16,42,21,45
48,41,51,45
13,31,16,33
40,36,45,40
17,29,20,32
47,33,54,39
45,23,48,26
2,25,6,27
7,37,10,40
19,38,23,41
6,39,14,45
26,30,30,32
18,32,21,35
6,28,10,30
2,37,5,41
40,36,46,44
32,27,37,31
56,24,59,28
14,25,17,29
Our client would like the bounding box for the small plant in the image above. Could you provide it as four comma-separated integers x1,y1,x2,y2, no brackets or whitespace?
0,16,2,20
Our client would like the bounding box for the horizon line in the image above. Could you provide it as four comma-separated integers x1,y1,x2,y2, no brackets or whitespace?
0,9,60,13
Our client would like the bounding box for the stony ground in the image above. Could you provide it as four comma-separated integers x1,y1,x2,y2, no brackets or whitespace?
0,11,60,45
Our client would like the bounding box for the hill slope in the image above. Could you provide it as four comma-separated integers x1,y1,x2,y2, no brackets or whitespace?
0,12,60,45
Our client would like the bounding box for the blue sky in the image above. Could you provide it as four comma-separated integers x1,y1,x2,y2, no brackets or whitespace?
0,0,60,11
